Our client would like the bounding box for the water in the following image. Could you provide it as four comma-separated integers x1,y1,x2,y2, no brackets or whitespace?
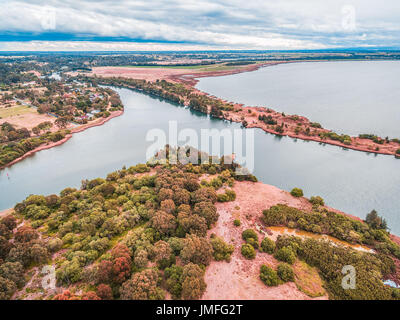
1,87,400,234
196,61,400,138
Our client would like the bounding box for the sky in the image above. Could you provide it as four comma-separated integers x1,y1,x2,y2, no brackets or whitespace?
0,0,400,51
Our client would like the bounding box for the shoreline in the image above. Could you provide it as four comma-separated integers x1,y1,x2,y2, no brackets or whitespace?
0,110,124,170
3,178,400,240
169,63,400,157
88,61,400,157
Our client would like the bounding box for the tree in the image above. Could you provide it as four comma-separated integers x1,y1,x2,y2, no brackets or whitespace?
14,226,39,243
153,240,172,268
365,210,387,230
81,291,101,300
120,269,164,300
0,262,24,287
55,117,69,129
0,276,17,300
274,247,296,265
96,284,113,300
192,187,217,204
180,234,213,266
177,212,208,237
150,210,177,235
134,249,148,269
181,263,206,300
160,199,176,214
1,215,17,231
193,201,218,227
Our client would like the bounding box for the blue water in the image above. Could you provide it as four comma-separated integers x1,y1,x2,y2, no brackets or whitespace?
197,61,400,138
1,87,400,234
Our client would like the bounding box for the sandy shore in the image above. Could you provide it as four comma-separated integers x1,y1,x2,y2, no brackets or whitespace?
0,110,123,170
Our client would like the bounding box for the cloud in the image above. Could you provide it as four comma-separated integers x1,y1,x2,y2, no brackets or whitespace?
1,0,400,50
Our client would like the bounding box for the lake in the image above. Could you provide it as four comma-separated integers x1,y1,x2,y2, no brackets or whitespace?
196,61,400,138
1,86,400,234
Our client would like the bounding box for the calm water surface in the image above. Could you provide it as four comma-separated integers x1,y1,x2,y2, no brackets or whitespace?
196,61,400,138
1,87,400,234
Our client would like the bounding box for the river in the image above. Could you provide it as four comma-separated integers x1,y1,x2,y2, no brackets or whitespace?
1,85,400,234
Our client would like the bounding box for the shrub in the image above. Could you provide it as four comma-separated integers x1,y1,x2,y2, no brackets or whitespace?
242,229,258,243
277,263,295,282
260,237,276,254
241,244,256,259
260,265,279,286
309,196,324,206
233,219,241,227
396,149,400,155
274,246,296,264
290,188,304,198
210,236,234,262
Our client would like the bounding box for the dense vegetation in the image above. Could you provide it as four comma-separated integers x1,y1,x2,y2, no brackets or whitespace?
259,204,400,299
262,204,400,258
0,122,68,167
1,149,257,300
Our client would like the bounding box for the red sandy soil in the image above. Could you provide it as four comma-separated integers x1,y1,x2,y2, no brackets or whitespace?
85,62,281,85
202,180,328,300
85,66,193,82
0,110,123,170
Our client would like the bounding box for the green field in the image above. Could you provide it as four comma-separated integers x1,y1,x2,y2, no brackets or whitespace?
0,105,35,118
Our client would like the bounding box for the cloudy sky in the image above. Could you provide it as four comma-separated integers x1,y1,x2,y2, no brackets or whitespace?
1,0,400,51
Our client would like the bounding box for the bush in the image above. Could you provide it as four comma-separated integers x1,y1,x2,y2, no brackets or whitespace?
396,149,400,155
277,263,295,282
260,265,279,286
241,244,256,259
233,219,241,227
274,246,296,264
210,236,234,262
309,196,324,206
242,229,258,243
260,237,276,254
290,188,304,198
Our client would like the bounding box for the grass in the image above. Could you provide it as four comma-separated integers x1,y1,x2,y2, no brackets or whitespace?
293,260,326,298
0,105,36,118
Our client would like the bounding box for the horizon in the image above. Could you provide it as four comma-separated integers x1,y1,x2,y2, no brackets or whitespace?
1,0,400,51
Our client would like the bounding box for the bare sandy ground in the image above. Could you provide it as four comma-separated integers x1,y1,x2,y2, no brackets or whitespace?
0,112,56,131
203,181,328,300
86,66,192,82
